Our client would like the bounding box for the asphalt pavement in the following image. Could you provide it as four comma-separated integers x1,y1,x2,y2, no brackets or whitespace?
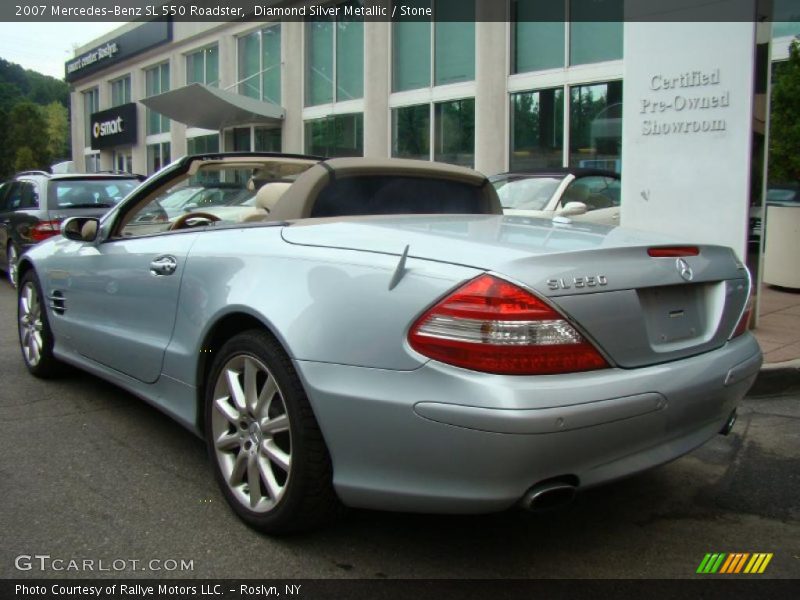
0,281,798,579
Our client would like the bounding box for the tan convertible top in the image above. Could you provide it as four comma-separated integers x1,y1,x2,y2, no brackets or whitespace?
268,157,500,221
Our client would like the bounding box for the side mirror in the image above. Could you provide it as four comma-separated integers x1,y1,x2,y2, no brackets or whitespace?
558,201,588,217
183,203,199,212
61,216,100,242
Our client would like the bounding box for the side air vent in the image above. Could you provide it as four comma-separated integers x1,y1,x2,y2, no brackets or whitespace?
48,291,66,315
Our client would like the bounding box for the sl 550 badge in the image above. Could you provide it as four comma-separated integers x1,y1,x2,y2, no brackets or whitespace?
547,275,608,291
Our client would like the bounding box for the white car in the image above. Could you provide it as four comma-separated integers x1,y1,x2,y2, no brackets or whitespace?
490,168,621,226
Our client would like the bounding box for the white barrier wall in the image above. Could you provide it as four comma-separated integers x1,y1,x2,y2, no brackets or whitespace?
621,18,756,259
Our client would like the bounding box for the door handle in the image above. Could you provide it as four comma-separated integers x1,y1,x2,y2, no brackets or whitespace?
150,255,177,276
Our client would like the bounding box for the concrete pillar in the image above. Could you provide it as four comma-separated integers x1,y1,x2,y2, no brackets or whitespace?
282,21,304,154
170,52,187,158
474,6,508,176
130,69,147,176
70,90,83,168
363,2,391,158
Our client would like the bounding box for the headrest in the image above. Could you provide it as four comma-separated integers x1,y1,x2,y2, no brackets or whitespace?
255,182,291,212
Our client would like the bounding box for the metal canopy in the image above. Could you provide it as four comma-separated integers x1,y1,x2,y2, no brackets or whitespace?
139,83,284,130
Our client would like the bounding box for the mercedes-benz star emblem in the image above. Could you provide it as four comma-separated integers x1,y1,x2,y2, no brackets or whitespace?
676,258,694,282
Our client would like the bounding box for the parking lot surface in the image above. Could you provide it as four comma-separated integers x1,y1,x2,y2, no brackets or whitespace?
0,281,798,579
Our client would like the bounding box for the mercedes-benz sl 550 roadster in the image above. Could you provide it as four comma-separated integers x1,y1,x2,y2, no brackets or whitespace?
16,153,762,533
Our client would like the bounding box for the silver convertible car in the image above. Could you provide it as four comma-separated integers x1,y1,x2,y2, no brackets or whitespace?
16,153,762,534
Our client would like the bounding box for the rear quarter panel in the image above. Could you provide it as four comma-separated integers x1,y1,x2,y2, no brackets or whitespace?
161,226,483,383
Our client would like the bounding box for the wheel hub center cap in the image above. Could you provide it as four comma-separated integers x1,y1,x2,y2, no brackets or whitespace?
248,421,262,445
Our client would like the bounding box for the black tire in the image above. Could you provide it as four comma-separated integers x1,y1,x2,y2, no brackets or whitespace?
17,269,64,378
204,329,340,534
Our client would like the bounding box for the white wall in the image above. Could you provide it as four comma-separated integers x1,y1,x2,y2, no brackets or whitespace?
621,18,756,259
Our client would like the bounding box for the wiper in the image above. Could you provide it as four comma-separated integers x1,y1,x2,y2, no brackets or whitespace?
59,202,114,208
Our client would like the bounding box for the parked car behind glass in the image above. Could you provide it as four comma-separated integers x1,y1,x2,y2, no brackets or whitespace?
490,168,621,226
0,171,142,286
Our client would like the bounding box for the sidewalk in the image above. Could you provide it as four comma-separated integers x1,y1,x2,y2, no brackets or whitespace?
755,284,800,367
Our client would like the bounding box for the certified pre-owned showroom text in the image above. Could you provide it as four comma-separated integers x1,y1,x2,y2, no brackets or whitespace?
14,554,194,572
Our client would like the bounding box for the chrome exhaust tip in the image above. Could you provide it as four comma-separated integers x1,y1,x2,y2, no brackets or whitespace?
520,481,577,512
719,409,737,436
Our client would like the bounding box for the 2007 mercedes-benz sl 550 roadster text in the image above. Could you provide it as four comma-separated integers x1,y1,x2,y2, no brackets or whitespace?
16,153,762,533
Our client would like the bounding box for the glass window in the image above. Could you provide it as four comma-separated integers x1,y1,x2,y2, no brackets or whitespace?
110,76,131,107
255,127,282,152
237,31,261,99
186,45,219,87
336,3,364,101
306,19,334,106
773,0,800,37
512,0,565,73
311,176,487,218
233,128,252,152
492,175,563,211
569,0,623,65
392,0,431,91
510,88,564,171
85,153,100,173
305,2,364,106
569,81,622,172
145,63,170,135
562,176,621,211
392,104,430,160
147,141,171,174
187,134,220,155
434,98,474,168
305,113,364,157
434,0,475,85
238,26,281,103
82,88,99,145
49,178,139,208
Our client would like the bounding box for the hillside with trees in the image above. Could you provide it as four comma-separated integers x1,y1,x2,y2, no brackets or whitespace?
0,58,70,178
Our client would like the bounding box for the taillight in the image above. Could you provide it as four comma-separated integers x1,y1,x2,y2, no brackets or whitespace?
647,246,699,257
731,294,754,338
30,220,61,242
408,274,609,375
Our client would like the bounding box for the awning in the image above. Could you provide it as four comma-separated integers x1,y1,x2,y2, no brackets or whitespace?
139,83,284,130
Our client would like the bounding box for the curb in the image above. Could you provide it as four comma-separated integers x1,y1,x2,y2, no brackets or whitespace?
750,363,800,397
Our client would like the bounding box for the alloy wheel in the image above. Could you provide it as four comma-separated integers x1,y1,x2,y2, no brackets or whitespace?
8,245,18,288
19,281,43,367
210,354,292,513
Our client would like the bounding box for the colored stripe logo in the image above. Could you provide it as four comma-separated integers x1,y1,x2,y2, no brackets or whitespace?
697,553,773,574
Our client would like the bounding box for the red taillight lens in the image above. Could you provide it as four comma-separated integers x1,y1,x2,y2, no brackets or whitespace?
408,274,609,375
647,246,699,257
30,220,61,242
731,295,754,338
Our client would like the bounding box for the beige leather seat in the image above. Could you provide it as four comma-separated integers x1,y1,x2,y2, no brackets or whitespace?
241,182,291,223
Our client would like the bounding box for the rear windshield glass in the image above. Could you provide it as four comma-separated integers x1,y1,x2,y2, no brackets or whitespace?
49,178,139,209
310,176,485,218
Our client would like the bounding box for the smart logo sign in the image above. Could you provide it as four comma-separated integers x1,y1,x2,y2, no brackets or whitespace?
90,103,137,150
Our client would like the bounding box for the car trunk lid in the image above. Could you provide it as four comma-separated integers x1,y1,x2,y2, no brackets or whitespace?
282,215,750,368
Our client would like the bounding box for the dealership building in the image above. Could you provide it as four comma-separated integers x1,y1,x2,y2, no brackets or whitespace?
67,1,798,265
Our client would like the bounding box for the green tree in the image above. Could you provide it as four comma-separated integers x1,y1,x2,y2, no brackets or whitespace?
8,102,50,169
43,101,69,161
14,146,37,172
769,39,800,182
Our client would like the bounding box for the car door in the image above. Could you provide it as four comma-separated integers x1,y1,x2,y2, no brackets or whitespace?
563,175,621,226
49,229,200,384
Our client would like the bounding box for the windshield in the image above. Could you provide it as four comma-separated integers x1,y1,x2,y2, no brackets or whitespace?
50,178,139,208
492,176,563,210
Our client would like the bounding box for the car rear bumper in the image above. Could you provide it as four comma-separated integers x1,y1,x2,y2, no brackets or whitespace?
295,333,762,514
